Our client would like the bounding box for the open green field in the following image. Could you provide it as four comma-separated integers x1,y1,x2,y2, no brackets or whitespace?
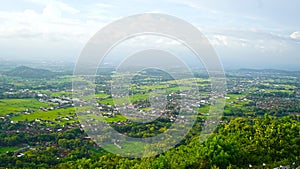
0,147,20,154
10,107,75,123
98,98,114,105
78,114,127,123
38,90,111,99
197,105,210,114
98,93,150,105
95,93,110,99
0,99,49,115
102,141,145,155
105,115,127,122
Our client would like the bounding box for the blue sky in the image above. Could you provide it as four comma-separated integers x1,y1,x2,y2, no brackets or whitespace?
0,0,299,70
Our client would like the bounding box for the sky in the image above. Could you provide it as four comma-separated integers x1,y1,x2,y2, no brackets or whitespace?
0,0,299,70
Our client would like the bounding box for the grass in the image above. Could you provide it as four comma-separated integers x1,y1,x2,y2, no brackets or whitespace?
0,147,20,154
95,93,110,99
102,141,145,156
37,90,72,97
10,107,75,123
226,94,245,101
129,93,149,102
99,98,115,105
99,93,150,105
78,114,127,123
82,93,110,100
0,99,49,116
139,107,153,111
265,89,293,95
50,91,72,97
165,86,192,93
197,105,210,114
105,115,127,122
139,85,168,91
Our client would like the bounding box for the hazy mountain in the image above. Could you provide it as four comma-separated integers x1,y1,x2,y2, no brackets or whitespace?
3,66,60,78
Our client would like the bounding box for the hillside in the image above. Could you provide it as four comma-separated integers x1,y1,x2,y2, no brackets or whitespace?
3,66,60,78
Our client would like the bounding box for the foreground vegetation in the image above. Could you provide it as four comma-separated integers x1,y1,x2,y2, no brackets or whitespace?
0,115,299,168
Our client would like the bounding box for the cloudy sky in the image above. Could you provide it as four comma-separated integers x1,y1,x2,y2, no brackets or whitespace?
0,0,299,70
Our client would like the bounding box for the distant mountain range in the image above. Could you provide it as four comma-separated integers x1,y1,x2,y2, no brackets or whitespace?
1,66,299,79
238,68,299,73
3,66,61,78
226,68,300,77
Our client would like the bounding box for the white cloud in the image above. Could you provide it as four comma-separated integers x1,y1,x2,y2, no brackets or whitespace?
42,3,63,19
290,31,300,40
27,0,79,10
0,2,105,44
95,3,116,8
211,35,228,46
203,28,296,56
